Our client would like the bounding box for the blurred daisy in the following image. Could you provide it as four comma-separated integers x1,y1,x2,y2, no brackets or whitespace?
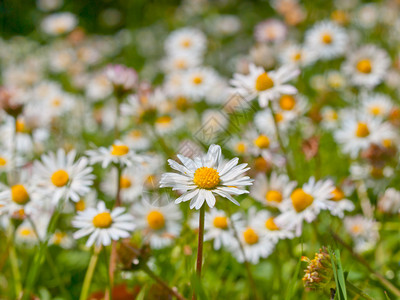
344,215,379,253
162,52,201,73
0,181,38,216
327,186,355,218
165,27,207,56
86,141,144,168
230,63,299,107
250,172,296,209
305,20,348,60
122,129,151,151
361,93,393,119
252,209,295,242
275,177,335,236
51,230,75,249
160,144,253,210
182,67,219,101
204,209,237,250
378,188,400,214
131,197,182,249
41,12,77,36
33,149,94,204
105,64,138,94
72,201,135,247
343,45,390,88
279,44,315,67
254,19,287,44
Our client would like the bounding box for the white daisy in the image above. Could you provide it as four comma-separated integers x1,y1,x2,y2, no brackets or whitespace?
378,188,400,214
343,45,390,88
250,172,296,209
251,209,295,242
361,93,393,119
344,215,379,253
279,44,316,67
131,196,182,249
33,149,95,205
204,209,237,250
230,63,300,107
254,19,287,44
182,67,219,101
41,12,77,36
86,141,144,168
327,186,355,218
164,27,207,56
275,177,335,236
72,201,135,247
305,21,348,60
160,144,253,210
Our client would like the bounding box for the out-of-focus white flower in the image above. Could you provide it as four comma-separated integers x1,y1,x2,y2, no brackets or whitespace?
41,12,77,36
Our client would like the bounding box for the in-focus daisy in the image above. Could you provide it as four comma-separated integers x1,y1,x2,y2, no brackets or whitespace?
131,196,182,249
230,63,300,107
275,177,335,236
86,141,144,168
305,21,348,60
250,172,296,209
160,144,253,210
343,45,390,88
72,201,135,247
41,12,78,36
33,149,95,205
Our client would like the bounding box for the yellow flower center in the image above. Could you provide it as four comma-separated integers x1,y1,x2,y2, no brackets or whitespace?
156,115,172,125
254,157,269,172
52,98,62,107
243,227,259,245
193,167,220,189
356,59,372,74
327,111,338,121
0,157,7,166
175,59,187,69
253,135,270,149
265,217,280,231
16,120,25,133
265,190,283,203
75,199,86,211
255,72,274,91
130,130,142,138
213,216,228,229
11,185,30,205
235,142,247,154
20,228,33,237
192,76,203,85
147,210,165,230
53,232,66,245
51,169,69,187
181,38,192,48
382,139,392,148
293,52,302,61
351,225,362,234
369,106,382,116
291,188,314,212
279,95,296,111
92,212,113,228
321,33,333,44
355,122,370,138
120,176,132,189
275,113,284,123
331,187,344,201
111,144,129,156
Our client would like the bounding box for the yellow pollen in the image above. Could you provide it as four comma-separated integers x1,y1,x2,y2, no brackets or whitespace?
255,72,274,91
120,176,132,189
236,142,247,154
193,167,220,189
293,52,302,61
147,210,165,230
351,225,362,234
321,33,333,44
355,122,370,138
369,106,382,116
265,190,283,203
75,199,86,211
20,228,33,237
356,59,372,74
11,184,30,205
382,139,392,148
213,216,228,229
0,157,7,166
291,188,314,212
243,227,259,245
265,217,280,231
51,170,69,187
92,212,113,228
275,113,284,123
279,95,296,110
156,116,172,125
254,135,270,149
192,76,203,85
331,187,344,201
111,144,129,156
181,38,192,48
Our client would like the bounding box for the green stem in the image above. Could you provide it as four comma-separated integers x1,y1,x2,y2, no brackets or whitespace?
268,101,294,179
192,205,205,300
8,225,22,298
80,246,101,300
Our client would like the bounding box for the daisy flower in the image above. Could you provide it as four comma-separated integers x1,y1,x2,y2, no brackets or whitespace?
229,208,275,264
378,188,400,214
343,45,390,88
304,20,348,60
131,196,182,249
160,144,253,210
41,12,78,36
0,180,38,216
204,209,237,250
164,27,207,56
252,209,295,242
105,64,138,94
230,63,300,107
250,172,296,209
327,186,355,218
344,215,379,253
72,201,135,247
361,93,393,119
33,149,95,205
86,141,144,168
182,67,219,101
254,19,287,44
275,177,335,236
162,52,201,73
279,44,315,67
